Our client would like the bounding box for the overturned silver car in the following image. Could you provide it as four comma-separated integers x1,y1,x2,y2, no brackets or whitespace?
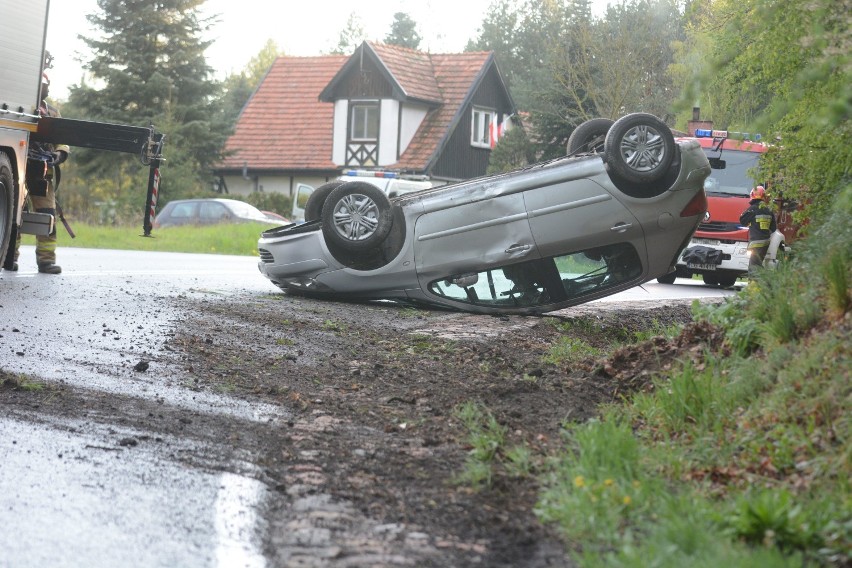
258,113,710,315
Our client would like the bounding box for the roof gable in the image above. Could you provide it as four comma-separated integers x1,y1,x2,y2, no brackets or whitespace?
319,42,443,105
218,44,513,175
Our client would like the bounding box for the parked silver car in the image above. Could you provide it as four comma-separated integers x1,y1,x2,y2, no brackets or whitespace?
257,114,710,315
154,198,278,228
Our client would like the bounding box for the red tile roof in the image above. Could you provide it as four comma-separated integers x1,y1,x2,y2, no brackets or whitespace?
218,44,494,173
368,43,442,103
218,55,346,171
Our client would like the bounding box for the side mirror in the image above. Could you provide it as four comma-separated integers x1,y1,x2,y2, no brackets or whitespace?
708,157,726,170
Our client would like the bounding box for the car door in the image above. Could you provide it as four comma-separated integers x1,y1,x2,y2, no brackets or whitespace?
291,183,314,222
522,178,647,264
166,201,199,226
414,192,538,289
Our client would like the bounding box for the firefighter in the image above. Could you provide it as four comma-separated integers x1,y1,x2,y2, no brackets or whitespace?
739,185,777,275
12,71,70,274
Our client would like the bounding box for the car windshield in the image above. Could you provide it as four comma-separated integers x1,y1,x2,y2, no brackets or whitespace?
702,149,761,197
428,243,642,309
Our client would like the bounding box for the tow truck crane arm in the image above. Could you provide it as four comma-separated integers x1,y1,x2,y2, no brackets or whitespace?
30,116,166,237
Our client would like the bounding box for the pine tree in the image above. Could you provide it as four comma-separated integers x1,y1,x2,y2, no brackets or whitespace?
68,0,230,205
384,13,422,49
330,13,367,54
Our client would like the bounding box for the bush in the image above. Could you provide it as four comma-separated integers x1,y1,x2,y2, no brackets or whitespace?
242,191,292,217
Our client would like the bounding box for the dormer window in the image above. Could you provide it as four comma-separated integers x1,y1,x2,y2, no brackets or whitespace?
350,101,379,141
471,107,495,149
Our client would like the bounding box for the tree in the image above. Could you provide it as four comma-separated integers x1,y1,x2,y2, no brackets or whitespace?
467,0,565,108
330,12,367,54
221,39,283,124
66,0,231,214
530,0,685,159
384,12,421,49
677,0,851,222
487,125,534,173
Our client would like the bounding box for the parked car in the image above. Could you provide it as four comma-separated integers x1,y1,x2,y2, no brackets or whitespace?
257,113,710,315
154,198,279,228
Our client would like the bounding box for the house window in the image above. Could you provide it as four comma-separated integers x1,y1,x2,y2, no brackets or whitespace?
471,107,494,148
350,102,379,141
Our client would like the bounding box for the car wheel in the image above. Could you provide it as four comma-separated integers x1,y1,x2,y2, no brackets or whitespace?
716,274,737,288
321,182,393,254
304,181,346,222
567,118,614,154
702,273,719,286
604,113,675,184
656,271,677,284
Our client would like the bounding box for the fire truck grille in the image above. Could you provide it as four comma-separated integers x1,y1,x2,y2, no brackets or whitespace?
699,221,741,233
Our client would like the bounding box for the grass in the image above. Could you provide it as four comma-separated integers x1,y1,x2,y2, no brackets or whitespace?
3,373,46,391
453,401,536,489
19,221,271,256
454,187,852,566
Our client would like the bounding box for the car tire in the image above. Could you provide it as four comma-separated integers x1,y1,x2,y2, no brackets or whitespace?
702,273,719,286
716,274,737,288
567,118,614,155
656,271,677,284
604,113,675,184
0,153,15,269
321,182,393,254
304,181,346,222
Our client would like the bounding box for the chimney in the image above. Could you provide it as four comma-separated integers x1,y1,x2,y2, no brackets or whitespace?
687,107,713,136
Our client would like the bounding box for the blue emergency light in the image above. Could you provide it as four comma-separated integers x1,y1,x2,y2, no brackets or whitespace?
695,129,761,141
342,169,399,178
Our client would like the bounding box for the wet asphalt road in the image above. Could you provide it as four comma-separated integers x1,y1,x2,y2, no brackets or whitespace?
0,246,737,567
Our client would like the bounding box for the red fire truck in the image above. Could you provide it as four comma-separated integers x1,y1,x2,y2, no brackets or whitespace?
659,114,795,287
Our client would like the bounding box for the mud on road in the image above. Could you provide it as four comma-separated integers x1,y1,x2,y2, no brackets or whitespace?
2,292,723,567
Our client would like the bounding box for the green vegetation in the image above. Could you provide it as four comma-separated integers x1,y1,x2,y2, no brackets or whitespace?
321,319,348,333
19,222,269,256
455,193,851,565
544,336,601,365
453,401,535,488
3,374,46,392
542,317,684,367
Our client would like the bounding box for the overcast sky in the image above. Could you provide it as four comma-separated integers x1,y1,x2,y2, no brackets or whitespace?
45,0,610,99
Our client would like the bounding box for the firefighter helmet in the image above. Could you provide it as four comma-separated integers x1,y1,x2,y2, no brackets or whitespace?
750,185,766,201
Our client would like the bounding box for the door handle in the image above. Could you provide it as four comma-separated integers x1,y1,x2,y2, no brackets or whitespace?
610,222,632,233
505,244,532,254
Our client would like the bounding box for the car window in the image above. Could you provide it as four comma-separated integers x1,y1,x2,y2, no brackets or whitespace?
428,243,642,308
227,201,254,216
170,202,196,219
199,201,229,221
